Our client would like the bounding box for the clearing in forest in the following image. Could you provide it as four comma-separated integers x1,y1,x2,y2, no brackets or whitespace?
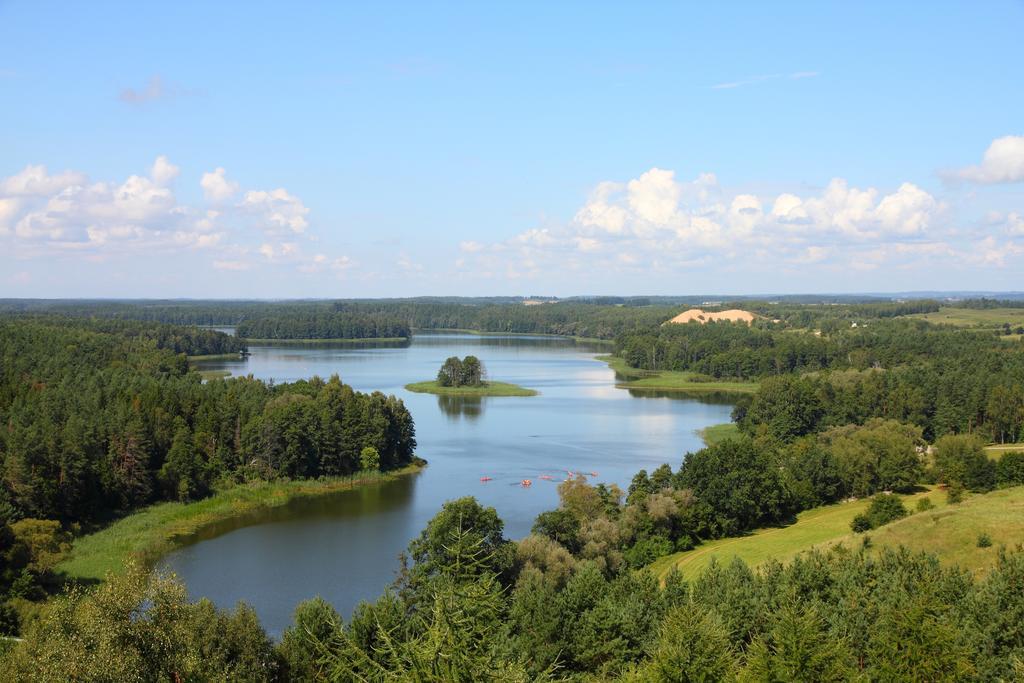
650,487,944,581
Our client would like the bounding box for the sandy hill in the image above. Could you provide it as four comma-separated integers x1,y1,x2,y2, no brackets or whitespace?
666,308,755,325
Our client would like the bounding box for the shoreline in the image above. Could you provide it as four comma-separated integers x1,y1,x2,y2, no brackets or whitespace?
56,462,426,583
404,380,538,397
597,355,759,394
240,336,410,345
186,352,248,361
412,327,614,345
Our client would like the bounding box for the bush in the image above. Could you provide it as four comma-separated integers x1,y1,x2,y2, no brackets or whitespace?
852,494,908,532
997,452,1024,486
934,434,995,492
916,498,934,512
977,533,993,548
0,601,19,636
865,493,908,528
623,536,674,568
947,481,965,505
675,535,695,552
850,514,872,533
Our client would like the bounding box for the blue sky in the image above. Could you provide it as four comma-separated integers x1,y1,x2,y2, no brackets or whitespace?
1,1,1023,297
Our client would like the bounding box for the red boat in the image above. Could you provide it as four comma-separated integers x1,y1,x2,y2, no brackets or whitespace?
521,479,532,487
480,476,492,482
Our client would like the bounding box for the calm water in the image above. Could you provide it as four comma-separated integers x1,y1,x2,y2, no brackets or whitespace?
165,333,734,637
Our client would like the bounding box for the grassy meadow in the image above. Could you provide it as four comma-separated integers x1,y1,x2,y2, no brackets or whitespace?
598,355,759,394
649,487,945,581
56,464,424,583
906,306,1024,331
985,443,1024,459
821,486,1024,575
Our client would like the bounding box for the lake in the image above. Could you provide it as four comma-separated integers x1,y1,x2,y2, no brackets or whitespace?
166,333,735,637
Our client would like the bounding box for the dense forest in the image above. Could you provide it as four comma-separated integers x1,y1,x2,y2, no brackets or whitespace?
4,494,1023,680
235,311,411,340
618,319,1024,443
0,318,416,635
0,320,416,522
3,299,1024,679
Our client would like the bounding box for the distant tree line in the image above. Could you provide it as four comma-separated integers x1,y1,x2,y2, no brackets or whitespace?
0,315,247,356
958,297,1024,310
236,312,411,340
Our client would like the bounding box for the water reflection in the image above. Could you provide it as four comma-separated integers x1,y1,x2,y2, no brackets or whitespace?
624,388,742,405
437,395,484,421
411,331,609,353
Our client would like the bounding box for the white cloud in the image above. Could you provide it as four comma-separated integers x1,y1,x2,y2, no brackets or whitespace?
1005,212,1024,236
200,167,239,201
872,183,936,235
573,181,628,234
459,240,485,252
0,165,86,196
952,135,1024,184
461,166,956,281
242,188,309,233
150,156,180,185
0,158,350,276
628,168,681,226
0,197,18,234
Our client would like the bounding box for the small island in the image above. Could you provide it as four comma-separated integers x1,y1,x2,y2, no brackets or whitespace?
405,355,538,396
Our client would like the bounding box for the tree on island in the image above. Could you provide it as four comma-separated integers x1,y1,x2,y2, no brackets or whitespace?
436,356,485,387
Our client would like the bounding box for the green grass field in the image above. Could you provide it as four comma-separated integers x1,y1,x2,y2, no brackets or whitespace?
56,464,423,582
906,306,1024,331
821,486,1024,575
404,380,537,396
699,422,741,445
598,356,759,394
649,487,944,581
985,443,1024,459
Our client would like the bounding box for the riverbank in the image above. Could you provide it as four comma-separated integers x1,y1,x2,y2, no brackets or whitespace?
405,380,537,396
699,422,741,445
241,337,410,345
412,328,614,345
56,462,425,583
186,352,247,361
196,369,232,381
598,355,759,394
